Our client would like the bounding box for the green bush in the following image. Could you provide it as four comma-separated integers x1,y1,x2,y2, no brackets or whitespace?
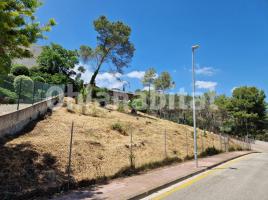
200,147,221,157
50,73,68,84
117,102,126,112
129,98,146,111
14,75,33,101
111,122,128,135
0,74,15,91
10,65,30,76
0,87,17,103
92,87,109,99
32,76,46,83
255,133,268,142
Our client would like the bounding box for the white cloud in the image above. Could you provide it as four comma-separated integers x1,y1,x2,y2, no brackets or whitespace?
231,87,238,93
75,64,125,89
195,67,216,76
143,86,155,91
126,71,145,79
96,72,124,89
196,81,217,91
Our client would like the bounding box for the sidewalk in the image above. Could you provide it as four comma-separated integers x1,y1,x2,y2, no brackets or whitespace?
54,151,253,200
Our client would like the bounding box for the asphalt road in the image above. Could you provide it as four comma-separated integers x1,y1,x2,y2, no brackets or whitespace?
146,152,268,200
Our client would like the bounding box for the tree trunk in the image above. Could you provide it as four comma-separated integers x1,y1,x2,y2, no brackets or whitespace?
89,48,111,86
89,65,101,86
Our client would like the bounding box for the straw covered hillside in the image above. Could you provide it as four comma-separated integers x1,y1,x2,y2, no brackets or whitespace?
0,101,242,197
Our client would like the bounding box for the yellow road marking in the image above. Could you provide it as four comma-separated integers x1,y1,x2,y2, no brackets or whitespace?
152,154,252,200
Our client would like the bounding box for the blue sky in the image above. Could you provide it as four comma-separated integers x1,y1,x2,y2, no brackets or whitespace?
36,0,268,96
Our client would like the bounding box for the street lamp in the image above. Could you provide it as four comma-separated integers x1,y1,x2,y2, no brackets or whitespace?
192,44,199,168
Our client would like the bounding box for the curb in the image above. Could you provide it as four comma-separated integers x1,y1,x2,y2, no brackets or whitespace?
129,151,256,200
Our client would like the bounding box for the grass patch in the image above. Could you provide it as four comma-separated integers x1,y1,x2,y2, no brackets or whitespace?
113,157,182,178
200,147,222,157
117,102,126,112
111,122,128,136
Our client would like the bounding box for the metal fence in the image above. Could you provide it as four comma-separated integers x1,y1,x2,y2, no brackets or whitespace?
0,75,64,115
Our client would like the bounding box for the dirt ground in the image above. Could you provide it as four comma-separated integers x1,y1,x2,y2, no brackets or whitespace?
0,103,242,197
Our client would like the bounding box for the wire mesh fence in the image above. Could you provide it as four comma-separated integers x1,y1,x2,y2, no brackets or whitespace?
0,75,64,115
0,99,253,198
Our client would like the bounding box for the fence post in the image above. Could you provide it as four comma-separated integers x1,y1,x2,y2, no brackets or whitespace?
224,135,227,152
17,78,22,110
186,132,189,157
41,84,44,101
32,82,35,105
212,133,215,147
201,130,204,153
68,121,74,190
130,129,135,168
164,128,167,158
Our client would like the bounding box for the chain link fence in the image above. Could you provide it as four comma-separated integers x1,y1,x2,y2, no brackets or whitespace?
0,75,64,115
0,98,253,198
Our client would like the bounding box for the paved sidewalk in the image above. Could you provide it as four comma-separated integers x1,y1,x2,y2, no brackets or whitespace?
54,151,253,200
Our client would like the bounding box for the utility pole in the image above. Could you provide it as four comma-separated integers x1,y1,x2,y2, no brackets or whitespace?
192,45,199,168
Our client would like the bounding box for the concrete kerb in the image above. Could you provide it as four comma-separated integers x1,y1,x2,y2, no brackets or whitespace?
129,151,256,200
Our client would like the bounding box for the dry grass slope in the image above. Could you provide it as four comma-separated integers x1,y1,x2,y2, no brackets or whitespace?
0,102,242,198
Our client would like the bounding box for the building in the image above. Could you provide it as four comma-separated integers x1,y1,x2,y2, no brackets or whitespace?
12,45,42,68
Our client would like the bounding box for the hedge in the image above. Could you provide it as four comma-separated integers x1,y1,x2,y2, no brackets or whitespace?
10,65,30,76
0,87,17,104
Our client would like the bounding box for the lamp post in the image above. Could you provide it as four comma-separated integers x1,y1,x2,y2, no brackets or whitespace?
192,44,199,168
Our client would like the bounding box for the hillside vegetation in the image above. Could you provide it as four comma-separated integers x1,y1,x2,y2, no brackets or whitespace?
0,102,243,198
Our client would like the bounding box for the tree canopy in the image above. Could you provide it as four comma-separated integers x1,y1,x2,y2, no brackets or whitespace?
142,68,157,87
229,86,266,136
154,71,174,92
28,43,81,87
80,16,135,86
37,43,79,76
0,0,56,74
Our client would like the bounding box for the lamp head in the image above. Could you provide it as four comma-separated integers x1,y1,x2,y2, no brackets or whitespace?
192,45,200,50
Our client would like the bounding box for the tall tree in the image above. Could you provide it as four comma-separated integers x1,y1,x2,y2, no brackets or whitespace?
229,87,266,136
0,0,56,74
142,68,157,108
214,94,233,134
31,43,80,87
154,72,174,93
37,43,79,76
154,71,174,118
80,16,135,86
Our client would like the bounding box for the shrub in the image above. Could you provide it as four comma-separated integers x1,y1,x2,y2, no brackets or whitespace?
111,122,128,135
255,133,268,142
10,65,30,76
92,87,109,100
129,98,146,112
200,147,221,157
117,102,126,112
13,76,33,101
0,74,15,91
32,76,46,83
0,87,17,103
228,146,236,152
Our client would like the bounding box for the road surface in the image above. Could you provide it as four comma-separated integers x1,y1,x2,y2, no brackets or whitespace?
144,152,268,200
